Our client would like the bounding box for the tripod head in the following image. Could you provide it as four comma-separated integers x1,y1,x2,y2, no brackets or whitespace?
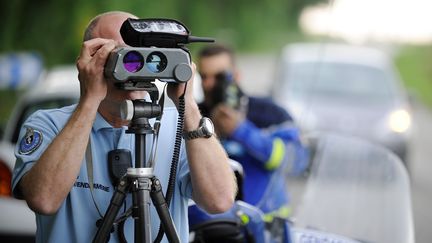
121,85,161,131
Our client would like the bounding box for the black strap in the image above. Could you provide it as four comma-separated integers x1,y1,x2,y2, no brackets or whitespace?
85,138,104,218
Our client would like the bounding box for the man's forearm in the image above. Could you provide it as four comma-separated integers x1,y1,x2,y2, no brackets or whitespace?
20,99,99,215
184,103,236,213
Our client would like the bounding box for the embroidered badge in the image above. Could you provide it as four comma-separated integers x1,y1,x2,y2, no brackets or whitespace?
19,127,43,155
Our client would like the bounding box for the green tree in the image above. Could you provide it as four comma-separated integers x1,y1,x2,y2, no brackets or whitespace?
0,0,327,66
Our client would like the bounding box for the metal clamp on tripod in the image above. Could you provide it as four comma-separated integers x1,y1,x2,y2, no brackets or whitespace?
93,84,179,243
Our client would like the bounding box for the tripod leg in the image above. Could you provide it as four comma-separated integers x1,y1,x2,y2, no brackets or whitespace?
151,177,180,243
132,177,152,243
93,177,129,243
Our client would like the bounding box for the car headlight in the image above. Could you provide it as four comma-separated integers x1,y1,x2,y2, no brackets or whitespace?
388,109,411,133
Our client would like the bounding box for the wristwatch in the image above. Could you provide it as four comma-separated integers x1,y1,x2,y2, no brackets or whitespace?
183,117,215,140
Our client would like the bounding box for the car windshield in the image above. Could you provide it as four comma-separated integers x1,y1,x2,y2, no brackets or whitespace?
283,62,396,102
293,133,414,243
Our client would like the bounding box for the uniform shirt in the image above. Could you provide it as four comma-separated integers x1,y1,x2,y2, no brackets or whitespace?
12,104,192,243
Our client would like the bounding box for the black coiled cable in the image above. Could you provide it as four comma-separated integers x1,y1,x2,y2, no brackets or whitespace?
166,95,185,206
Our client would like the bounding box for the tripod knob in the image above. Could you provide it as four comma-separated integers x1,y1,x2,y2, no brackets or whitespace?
121,100,162,121
120,100,134,121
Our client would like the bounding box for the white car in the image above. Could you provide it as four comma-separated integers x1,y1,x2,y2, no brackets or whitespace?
272,43,412,163
0,66,80,241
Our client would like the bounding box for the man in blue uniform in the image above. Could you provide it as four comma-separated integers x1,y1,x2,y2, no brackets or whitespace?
197,44,309,221
12,11,235,243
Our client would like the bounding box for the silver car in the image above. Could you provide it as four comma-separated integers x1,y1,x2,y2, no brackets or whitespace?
272,43,412,163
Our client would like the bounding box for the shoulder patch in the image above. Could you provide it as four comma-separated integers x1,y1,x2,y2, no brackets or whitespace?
19,128,43,155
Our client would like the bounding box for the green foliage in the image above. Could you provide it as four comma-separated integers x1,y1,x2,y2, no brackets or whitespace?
0,0,327,66
0,90,21,132
395,45,432,108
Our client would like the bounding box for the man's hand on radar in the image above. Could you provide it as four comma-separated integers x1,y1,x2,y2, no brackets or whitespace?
76,38,118,104
167,63,197,108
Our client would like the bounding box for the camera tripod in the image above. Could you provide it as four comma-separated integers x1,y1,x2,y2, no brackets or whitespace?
93,84,180,243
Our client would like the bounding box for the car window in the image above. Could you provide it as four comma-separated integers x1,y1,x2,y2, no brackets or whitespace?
283,62,396,102
11,98,77,144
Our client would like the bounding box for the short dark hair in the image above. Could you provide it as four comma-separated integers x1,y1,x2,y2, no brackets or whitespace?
198,44,236,65
83,17,100,41
82,11,137,42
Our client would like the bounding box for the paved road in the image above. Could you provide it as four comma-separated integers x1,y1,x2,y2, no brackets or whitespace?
237,53,432,243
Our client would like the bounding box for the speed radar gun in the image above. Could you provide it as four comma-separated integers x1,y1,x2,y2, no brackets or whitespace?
94,18,213,243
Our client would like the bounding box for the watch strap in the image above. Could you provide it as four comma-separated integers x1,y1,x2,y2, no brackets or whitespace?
183,117,213,140
183,129,203,140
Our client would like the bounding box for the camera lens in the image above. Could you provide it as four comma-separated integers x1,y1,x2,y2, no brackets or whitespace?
145,52,167,73
123,51,144,73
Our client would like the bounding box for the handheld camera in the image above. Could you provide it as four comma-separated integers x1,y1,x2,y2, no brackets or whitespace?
104,18,214,90
212,71,245,110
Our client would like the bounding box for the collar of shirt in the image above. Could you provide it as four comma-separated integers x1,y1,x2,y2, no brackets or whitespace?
92,111,120,132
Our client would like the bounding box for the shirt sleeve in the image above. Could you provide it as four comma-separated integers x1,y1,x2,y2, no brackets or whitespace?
230,119,307,172
12,110,60,199
177,140,192,199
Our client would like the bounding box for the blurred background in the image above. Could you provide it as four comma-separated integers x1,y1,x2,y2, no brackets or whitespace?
0,0,431,242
